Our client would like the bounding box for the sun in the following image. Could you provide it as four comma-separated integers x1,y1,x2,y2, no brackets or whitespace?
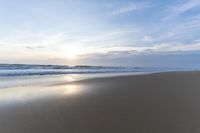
61,46,83,59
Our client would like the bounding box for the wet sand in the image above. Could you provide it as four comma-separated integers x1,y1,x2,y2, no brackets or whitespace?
1,71,200,133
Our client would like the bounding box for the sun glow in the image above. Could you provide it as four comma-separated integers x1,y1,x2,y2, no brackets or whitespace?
61,46,84,59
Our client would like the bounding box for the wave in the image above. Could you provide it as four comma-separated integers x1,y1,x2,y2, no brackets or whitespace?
0,64,189,76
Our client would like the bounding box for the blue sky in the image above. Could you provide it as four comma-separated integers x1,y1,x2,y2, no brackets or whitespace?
0,0,200,67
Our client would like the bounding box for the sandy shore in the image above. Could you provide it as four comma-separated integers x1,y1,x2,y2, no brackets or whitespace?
1,71,200,133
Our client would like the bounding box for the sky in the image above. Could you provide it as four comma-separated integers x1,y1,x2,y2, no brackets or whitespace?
0,0,200,67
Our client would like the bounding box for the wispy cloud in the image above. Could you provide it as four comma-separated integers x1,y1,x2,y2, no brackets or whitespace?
26,46,45,50
164,0,200,20
110,2,150,15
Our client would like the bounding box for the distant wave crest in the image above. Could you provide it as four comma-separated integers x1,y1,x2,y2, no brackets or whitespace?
0,64,184,76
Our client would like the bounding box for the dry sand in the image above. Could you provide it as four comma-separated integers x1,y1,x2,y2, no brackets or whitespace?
1,71,200,133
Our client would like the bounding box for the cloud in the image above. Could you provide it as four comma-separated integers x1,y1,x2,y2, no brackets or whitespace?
164,0,200,20
110,2,150,15
26,46,45,50
79,42,200,59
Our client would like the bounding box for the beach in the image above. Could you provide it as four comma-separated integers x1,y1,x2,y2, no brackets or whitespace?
0,71,200,133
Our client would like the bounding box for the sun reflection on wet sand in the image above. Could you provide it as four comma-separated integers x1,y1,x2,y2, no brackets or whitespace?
62,84,82,95
0,83,84,106
63,75,76,82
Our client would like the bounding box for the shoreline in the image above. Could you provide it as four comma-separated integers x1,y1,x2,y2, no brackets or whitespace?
56,70,200,85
